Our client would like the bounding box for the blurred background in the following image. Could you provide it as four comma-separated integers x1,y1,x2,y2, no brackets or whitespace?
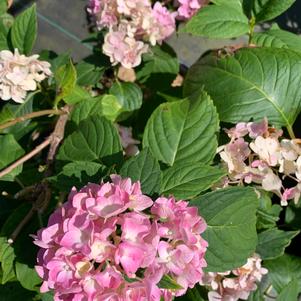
9,0,301,66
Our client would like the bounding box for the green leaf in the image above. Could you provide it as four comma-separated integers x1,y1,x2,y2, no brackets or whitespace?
256,228,299,260
71,96,103,125
190,187,258,272
120,148,161,195
99,94,124,122
76,61,104,86
0,237,15,284
109,81,143,114
253,28,301,53
158,275,183,290
0,0,7,15
160,162,226,199
55,59,77,106
0,282,35,301
252,0,296,23
182,2,249,39
143,91,219,166
48,161,105,191
256,191,282,230
265,254,301,293
247,288,265,301
184,47,301,128
15,262,41,291
276,279,299,301
63,85,92,104
0,92,36,140
57,115,122,165
0,135,25,181
11,4,37,54
176,286,206,301
136,45,179,82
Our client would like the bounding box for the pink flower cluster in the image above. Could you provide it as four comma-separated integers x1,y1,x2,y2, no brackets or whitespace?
33,175,207,301
87,0,209,68
116,124,140,157
201,254,268,301
218,118,301,206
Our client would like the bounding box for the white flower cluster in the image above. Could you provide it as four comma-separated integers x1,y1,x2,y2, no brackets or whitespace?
218,118,301,206
201,254,268,301
0,49,52,103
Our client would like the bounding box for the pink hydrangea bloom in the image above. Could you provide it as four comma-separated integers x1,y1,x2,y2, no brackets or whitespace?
88,0,178,67
201,254,268,301
33,175,207,301
152,2,176,43
117,124,140,156
103,28,148,68
176,0,209,19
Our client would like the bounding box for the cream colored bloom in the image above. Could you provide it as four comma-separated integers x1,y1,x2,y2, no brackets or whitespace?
0,49,52,103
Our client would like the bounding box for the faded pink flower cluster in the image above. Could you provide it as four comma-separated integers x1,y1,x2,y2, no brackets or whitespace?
87,0,209,68
218,118,301,206
201,254,268,301
0,49,52,103
33,175,208,301
117,124,140,157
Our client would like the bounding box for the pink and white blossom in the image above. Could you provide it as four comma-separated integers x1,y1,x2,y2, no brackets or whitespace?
33,175,207,300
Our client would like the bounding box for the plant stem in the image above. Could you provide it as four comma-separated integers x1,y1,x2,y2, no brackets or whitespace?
0,138,52,179
287,125,296,139
0,109,65,131
248,17,256,45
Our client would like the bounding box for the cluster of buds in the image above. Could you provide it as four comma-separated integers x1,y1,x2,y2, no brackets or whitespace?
201,254,268,301
218,118,301,205
33,175,208,301
0,49,52,103
87,0,209,68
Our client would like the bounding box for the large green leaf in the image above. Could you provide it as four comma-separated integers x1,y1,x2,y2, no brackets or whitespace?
136,45,179,82
54,59,77,106
182,2,249,39
109,82,143,113
190,187,258,272
265,254,301,294
256,228,299,260
15,262,41,291
160,162,226,199
0,135,25,181
57,115,122,165
253,28,301,53
252,0,296,23
0,237,15,284
76,61,104,86
0,282,35,301
276,279,299,301
71,96,103,125
119,148,161,195
143,91,219,166
184,47,301,128
11,4,37,54
48,161,106,191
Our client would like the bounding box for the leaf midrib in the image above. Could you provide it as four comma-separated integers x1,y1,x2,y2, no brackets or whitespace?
208,63,291,127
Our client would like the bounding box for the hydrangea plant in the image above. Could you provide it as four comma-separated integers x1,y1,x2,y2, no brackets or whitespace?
0,0,300,300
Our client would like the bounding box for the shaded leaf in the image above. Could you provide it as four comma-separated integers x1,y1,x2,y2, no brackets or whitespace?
256,228,299,260
0,135,25,181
